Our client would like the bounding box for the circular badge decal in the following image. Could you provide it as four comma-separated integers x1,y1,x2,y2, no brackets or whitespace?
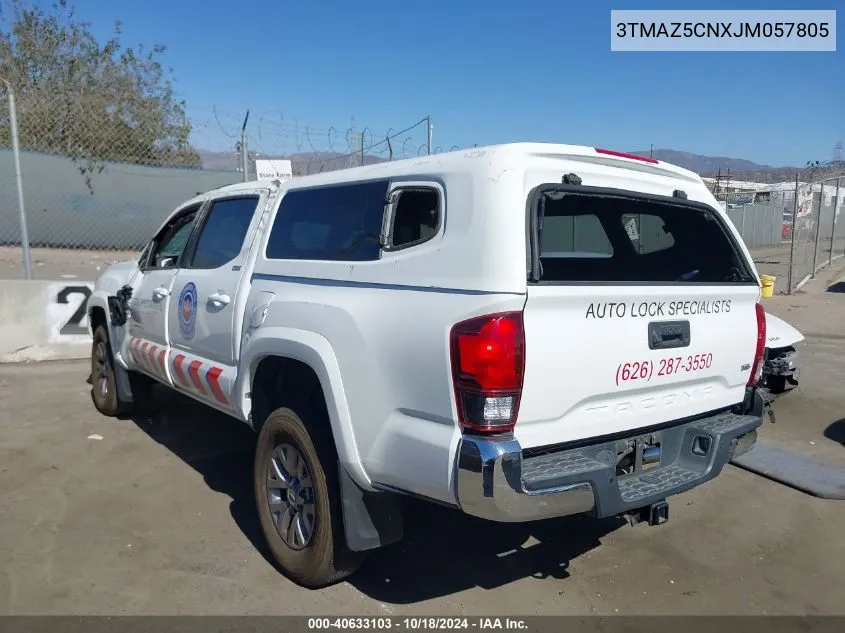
178,282,197,340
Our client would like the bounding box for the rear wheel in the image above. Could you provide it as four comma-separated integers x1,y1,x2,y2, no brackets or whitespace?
254,405,367,587
90,325,132,416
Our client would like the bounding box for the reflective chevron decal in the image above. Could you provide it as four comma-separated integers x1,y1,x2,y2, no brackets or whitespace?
172,354,188,385
187,360,206,394
139,341,150,371
205,366,229,405
128,337,230,408
128,337,165,380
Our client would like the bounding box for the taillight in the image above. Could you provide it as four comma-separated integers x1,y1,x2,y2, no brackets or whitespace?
449,311,525,434
594,147,659,164
748,302,766,386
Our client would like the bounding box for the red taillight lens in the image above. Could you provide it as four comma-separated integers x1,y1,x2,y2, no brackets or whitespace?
748,302,766,386
450,311,525,433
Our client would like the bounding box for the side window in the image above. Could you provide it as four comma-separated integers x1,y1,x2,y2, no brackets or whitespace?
540,214,613,258
145,206,200,269
189,196,260,269
387,187,440,250
265,180,388,261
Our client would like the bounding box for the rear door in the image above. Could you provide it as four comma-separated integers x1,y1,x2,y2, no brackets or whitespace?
125,203,202,386
517,184,761,448
166,191,266,412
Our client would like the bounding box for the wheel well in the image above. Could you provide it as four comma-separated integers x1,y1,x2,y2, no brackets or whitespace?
251,355,405,554
251,356,328,433
89,306,107,332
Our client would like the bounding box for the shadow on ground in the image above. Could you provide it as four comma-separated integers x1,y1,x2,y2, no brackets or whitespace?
120,382,623,602
825,419,845,446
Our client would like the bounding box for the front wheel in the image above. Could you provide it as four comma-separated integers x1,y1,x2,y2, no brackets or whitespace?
90,325,132,416
254,406,367,587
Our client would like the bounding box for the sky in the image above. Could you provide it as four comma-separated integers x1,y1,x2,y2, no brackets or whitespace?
44,0,845,166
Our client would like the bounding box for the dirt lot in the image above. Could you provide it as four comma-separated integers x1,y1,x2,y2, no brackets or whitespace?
754,264,845,466
1,269,844,616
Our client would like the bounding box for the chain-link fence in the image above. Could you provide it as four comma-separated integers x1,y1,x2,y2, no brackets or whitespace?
788,176,844,291
716,175,845,294
3,82,844,288
721,190,792,249
0,81,439,280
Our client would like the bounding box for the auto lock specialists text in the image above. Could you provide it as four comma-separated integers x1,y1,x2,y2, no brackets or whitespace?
585,299,731,319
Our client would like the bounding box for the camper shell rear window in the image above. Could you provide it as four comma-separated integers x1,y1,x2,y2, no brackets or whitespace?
526,184,757,285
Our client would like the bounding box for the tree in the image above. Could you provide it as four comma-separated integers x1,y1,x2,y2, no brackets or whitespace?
0,0,201,191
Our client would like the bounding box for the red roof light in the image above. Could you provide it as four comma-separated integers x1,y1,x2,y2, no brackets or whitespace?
595,148,659,164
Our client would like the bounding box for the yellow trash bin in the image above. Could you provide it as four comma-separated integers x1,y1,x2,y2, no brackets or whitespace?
760,274,776,298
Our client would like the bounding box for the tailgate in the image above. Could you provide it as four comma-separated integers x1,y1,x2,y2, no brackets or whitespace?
516,184,761,449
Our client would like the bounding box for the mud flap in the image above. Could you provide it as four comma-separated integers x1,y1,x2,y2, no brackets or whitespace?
338,466,404,552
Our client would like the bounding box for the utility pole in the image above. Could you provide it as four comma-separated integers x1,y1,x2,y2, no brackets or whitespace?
1,78,32,279
649,144,653,159
427,115,433,155
360,131,365,167
240,110,250,182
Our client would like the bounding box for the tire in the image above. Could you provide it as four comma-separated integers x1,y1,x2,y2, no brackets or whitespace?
90,324,132,417
254,405,367,588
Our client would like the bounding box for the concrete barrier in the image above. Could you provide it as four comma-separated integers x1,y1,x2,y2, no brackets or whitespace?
0,280,94,363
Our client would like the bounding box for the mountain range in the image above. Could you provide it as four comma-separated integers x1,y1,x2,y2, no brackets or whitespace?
197,148,836,183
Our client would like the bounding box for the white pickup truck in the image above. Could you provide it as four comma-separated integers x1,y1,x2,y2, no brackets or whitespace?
86,143,767,587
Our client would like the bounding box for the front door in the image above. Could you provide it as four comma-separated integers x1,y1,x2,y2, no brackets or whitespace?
126,203,202,386
167,193,265,411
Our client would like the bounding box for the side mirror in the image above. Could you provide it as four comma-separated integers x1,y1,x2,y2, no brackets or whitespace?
159,256,175,268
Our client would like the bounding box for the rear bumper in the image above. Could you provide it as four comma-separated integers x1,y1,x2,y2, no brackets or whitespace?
456,392,764,522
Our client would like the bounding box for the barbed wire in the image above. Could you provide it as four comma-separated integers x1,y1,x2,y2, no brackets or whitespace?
182,106,439,176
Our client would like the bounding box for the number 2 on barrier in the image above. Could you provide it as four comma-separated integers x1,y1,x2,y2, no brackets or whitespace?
56,285,93,336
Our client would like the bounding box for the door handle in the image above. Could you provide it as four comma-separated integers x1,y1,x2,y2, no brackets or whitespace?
153,286,170,299
208,291,231,306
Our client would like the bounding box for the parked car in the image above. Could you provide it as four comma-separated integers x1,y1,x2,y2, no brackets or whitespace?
85,143,767,587
760,312,803,397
